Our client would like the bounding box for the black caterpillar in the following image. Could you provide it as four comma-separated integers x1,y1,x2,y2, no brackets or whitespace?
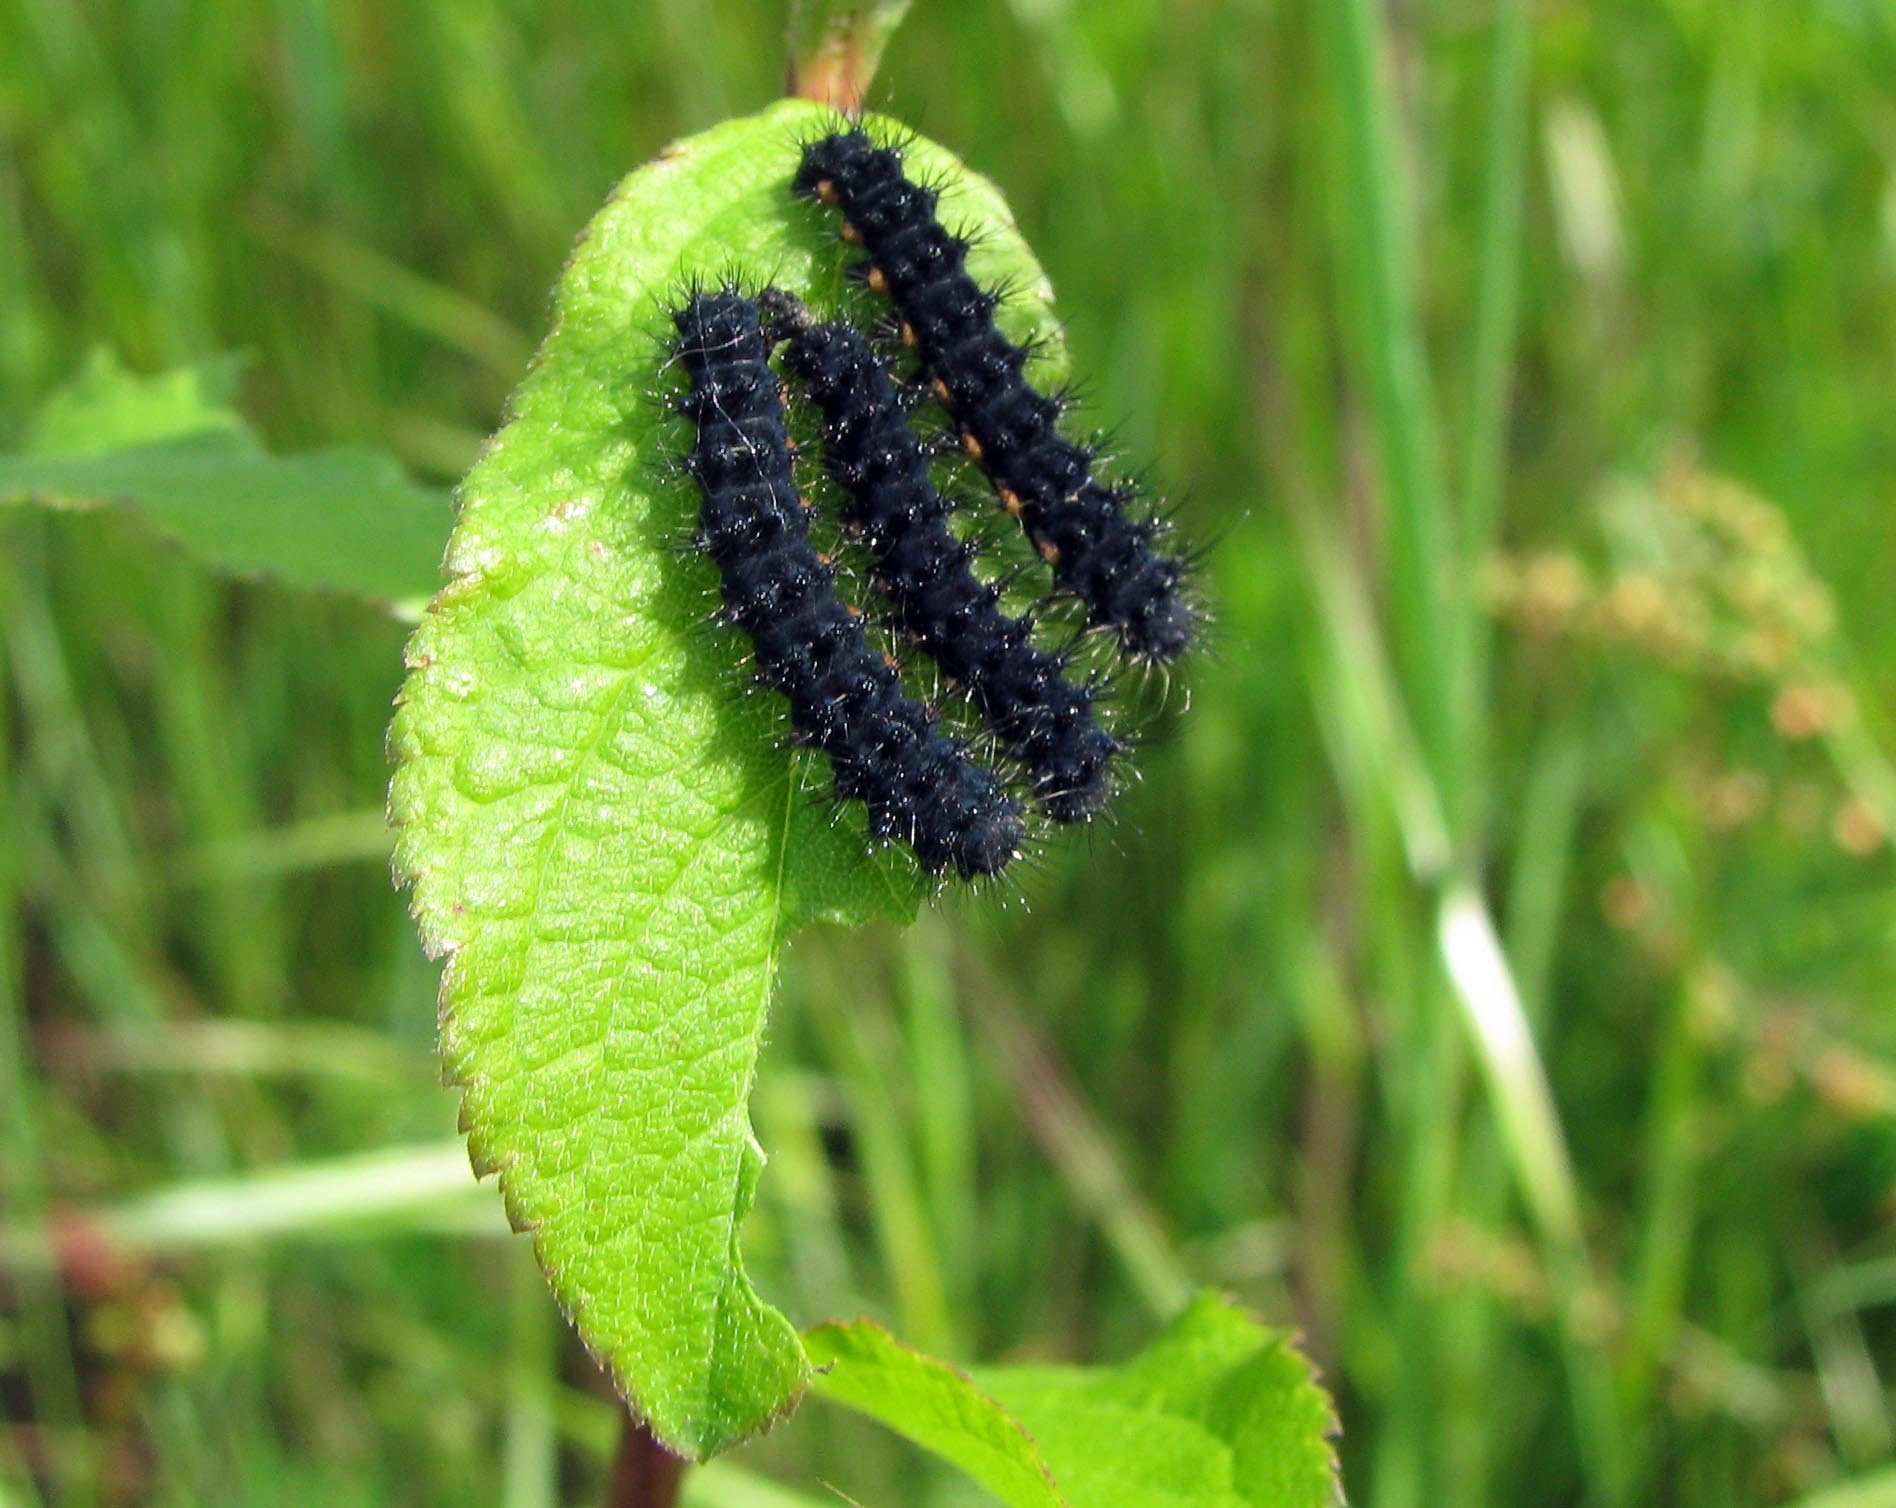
763,292,1120,824
793,128,1196,665
673,288,1025,879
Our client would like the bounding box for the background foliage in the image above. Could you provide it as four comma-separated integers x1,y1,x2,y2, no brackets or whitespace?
2,1,1894,1505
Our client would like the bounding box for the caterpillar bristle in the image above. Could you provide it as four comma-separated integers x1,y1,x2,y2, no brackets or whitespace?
776,312,1125,825
674,287,1027,880
795,127,1199,666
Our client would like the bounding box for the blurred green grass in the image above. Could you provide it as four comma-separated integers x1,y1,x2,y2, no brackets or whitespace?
3,1,1895,1505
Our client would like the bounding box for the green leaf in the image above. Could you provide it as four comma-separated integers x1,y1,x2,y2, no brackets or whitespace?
388,99,1063,1458
981,1295,1342,1508
810,1295,1341,1508
0,350,450,612
23,349,248,453
804,1320,1067,1508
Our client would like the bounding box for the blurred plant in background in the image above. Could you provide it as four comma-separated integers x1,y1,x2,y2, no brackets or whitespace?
2,1,1893,1505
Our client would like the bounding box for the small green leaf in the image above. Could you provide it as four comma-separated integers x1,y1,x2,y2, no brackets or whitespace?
804,1320,1067,1508
23,349,247,453
980,1295,1342,1508
389,100,1062,1458
0,350,449,611
811,1296,1341,1508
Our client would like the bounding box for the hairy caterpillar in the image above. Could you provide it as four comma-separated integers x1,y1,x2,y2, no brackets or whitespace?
674,288,1025,879
765,291,1121,823
794,128,1196,665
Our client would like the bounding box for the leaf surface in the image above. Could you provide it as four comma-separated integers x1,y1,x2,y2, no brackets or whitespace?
810,1296,1340,1507
805,1320,1066,1508
0,350,449,612
388,100,1060,1457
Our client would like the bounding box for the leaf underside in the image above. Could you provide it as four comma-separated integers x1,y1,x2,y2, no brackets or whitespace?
388,100,1064,1457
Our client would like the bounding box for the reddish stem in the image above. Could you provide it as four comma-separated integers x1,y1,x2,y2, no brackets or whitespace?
604,1410,685,1508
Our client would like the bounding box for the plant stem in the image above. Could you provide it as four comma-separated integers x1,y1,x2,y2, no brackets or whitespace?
606,1411,685,1508
1456,0,1533,833
960,950,1195,1320
1318,0,1463,829
785,0,914,110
